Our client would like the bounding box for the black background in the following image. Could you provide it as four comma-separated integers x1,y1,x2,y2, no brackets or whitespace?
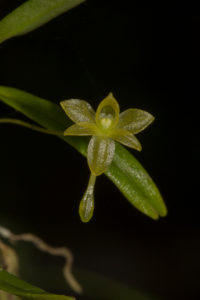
0,1,199,300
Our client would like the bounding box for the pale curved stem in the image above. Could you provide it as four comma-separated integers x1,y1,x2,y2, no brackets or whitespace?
0,118,63,136
0,226,82,294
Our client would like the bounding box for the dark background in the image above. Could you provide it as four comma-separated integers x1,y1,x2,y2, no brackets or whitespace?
0,1,199,300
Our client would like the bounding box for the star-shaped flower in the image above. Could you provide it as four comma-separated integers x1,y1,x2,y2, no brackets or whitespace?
60,93,154,222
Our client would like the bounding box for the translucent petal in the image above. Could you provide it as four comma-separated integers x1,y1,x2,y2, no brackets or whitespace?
79,191,94,223
60,99,95,123
118,108,155,134
79,173,96,223
64,122,98,136
111,128,142,151
95,93,120,131
87,136,115,176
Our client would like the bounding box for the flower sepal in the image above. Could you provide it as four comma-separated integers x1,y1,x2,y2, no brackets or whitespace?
79,173,96,223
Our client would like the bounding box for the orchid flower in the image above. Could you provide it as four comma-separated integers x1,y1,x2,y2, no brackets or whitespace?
60,93,154,222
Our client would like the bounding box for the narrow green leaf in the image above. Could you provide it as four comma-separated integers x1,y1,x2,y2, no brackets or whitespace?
0,86,167,219
107,143,167,219
0,0,85,44
0,268,74,300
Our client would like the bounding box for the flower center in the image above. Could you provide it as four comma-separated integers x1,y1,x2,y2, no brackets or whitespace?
100,117,112,129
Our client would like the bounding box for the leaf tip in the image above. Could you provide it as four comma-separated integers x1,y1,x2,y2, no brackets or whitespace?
149,211,159,220
159,205,168,217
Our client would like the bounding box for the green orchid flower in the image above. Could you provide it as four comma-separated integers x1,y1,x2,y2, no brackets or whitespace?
60,93,155,223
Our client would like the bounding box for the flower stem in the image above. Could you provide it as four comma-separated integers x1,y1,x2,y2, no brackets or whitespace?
0,118,63,135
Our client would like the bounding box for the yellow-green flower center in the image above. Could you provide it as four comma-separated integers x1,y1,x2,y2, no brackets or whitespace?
100,117,112,129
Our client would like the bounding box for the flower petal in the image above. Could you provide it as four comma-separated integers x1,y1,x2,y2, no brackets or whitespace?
111,129,142,151
118,108,155,134
79,173,96,223
79,190,94,223
87,136,115,176
95,93,120,131
64,122,98,136
60,99,95,123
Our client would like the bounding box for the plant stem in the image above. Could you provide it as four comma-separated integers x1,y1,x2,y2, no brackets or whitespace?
0,118,63,135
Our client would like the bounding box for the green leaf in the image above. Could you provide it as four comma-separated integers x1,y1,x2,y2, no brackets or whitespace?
0,268,74,300
0,86,167,219
0,0,85,44
107,143,166,219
